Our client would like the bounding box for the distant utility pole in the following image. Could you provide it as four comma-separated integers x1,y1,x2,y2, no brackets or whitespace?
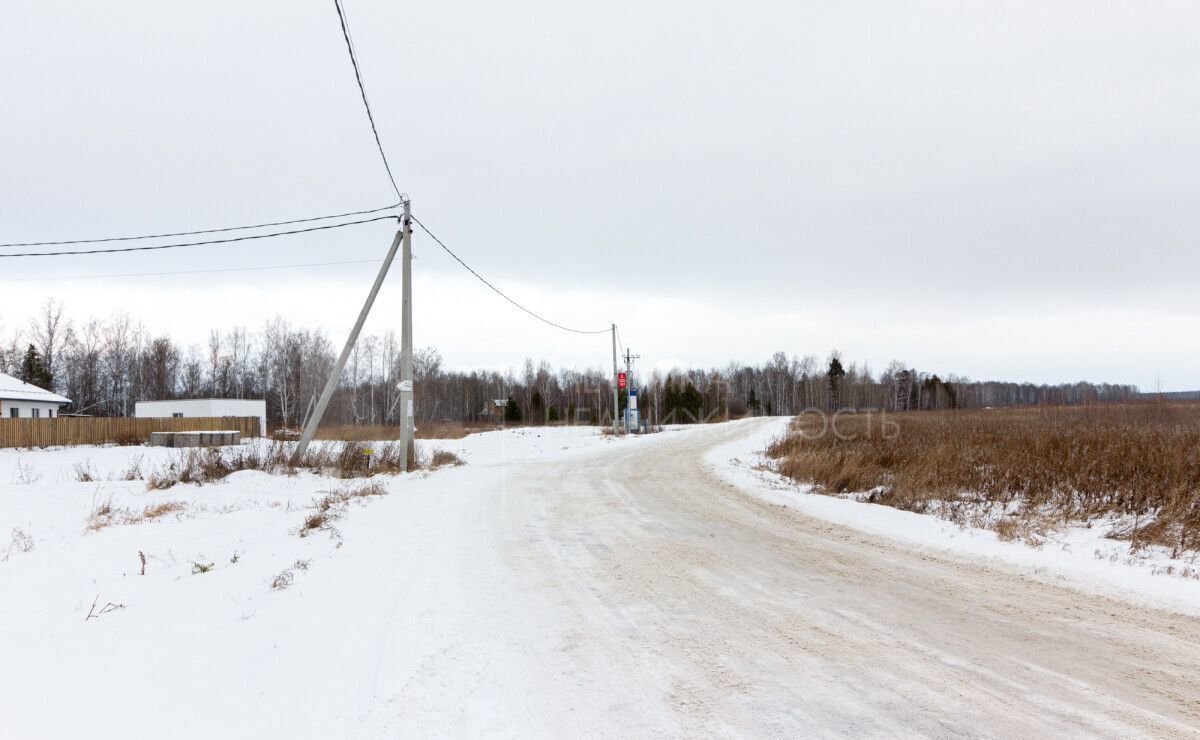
611,323,619,435
397,199,414,470
291,198,410,463
623,347,639,433
624,347,643,429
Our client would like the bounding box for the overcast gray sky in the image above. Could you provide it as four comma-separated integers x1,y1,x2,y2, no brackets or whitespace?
2,1,1198,389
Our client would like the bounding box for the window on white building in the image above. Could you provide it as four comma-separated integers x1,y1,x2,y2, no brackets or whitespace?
32,408,40,418
7,408,17,419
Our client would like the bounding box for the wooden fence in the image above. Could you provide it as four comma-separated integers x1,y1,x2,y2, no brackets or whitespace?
0,416,261,449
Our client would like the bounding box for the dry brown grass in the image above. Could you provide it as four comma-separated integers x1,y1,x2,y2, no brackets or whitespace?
73,461,95,482
121,455,144,481
299,440,412,477
85,498,119,531
297,510,337,538
144,437,467,491
141,501,186,521
296,481,390,539
766,402,1200,555
147,444,295,489
270,559,313,590
87,497,186,531
429,449,465,469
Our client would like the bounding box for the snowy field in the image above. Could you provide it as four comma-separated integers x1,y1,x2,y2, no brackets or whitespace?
2,420,1198,737
0,427,646,739
708,417,1200,616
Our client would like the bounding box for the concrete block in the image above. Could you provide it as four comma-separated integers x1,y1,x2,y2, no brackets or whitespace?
149,432,174,447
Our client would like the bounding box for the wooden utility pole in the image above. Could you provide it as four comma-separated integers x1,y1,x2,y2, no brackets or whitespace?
623,347,639,433
611,323,619,435
397,199,414,470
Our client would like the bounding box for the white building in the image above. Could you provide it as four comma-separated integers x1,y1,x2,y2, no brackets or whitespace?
0,372,71,419
135,399,267,437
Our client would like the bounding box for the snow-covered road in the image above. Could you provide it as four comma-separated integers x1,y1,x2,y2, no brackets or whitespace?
485,419,1200,738
4,420,1199,738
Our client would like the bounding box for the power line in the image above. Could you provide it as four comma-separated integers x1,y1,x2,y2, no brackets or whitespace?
0,1,402,261
0,214,398,259
8,258,381,282
333,0,401,200
1,2,403,255
0,202,399,248
410,214,610,335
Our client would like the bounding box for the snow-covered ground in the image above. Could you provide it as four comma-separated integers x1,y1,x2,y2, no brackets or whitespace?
0,427,647,739
706,416,1200,616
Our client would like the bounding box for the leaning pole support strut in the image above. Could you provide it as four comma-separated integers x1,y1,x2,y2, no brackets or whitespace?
291,199,409,464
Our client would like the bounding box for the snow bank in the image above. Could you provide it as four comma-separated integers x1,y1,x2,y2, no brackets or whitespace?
706,417,1200,616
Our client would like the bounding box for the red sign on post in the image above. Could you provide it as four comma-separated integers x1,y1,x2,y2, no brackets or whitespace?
617,372,627,390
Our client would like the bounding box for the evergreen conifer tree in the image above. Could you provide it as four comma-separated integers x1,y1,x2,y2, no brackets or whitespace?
747,387,761,413
827,355,846,411
504,395,522,422
20,344,53,391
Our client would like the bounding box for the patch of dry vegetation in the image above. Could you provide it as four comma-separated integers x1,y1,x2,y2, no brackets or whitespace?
121,455,144,481
766,403,1200,555
429,449,465,468
73,461,95,482
87,497,187,532
145,439,459,490
296,481,390,539
146,445,294,489
6,527,34,556
270,569,295,590
298,441,426,477
270,559,313,590
298,509,338,538
85,498,120,531
142,501,186,521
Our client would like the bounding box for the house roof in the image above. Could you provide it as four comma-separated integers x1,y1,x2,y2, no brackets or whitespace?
0,372,71,405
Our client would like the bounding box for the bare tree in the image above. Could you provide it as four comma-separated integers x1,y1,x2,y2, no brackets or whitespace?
30,299,67,391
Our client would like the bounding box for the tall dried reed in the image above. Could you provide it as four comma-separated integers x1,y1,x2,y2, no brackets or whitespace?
766,403,1200,554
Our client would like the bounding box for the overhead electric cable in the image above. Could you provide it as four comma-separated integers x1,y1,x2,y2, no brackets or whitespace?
4,0,403,254
332,0,401,200
0,202,399,248
0,215,397,259
411,214,610,335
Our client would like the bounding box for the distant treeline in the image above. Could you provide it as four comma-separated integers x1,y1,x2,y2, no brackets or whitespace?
1,302,1139,428
1140,391,1200,401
